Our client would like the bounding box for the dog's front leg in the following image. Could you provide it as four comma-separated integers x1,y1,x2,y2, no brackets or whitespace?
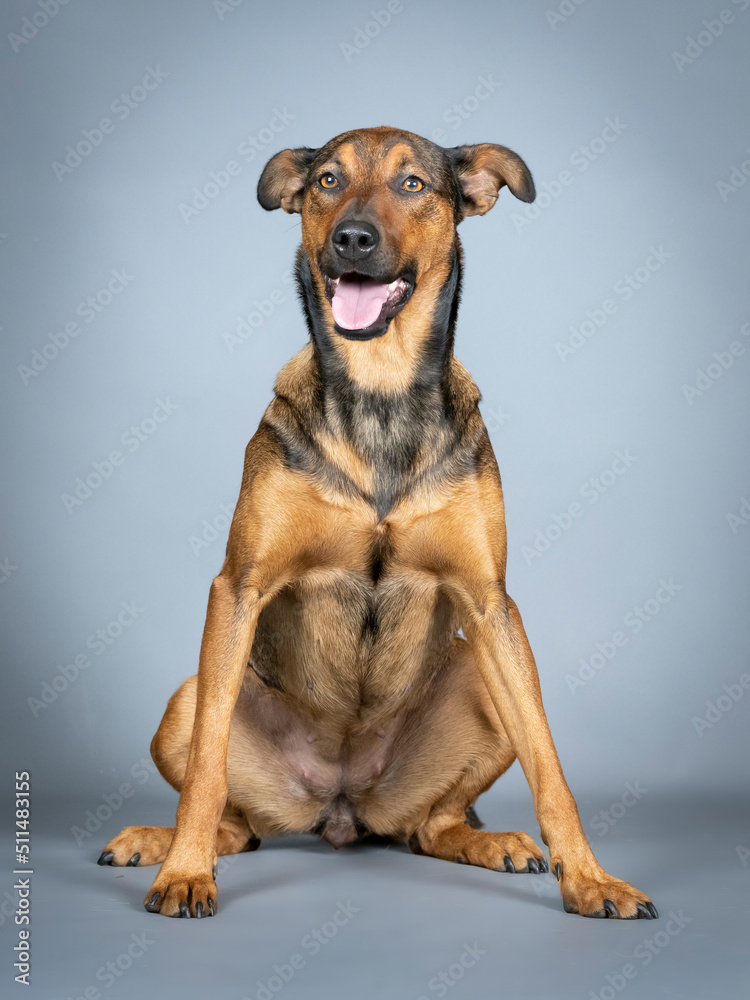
143,572,261,917
460,590,657,919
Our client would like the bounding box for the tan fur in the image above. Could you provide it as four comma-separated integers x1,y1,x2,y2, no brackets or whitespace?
102,127,656,923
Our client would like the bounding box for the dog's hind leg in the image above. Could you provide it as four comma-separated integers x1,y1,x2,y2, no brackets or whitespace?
97,806,259,869
408,644,546,872
363,639,547,872
98,675,260,868
412,785,549,874
407,676,548,874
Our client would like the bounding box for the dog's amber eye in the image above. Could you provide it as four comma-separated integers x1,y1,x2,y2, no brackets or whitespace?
403,176,424,192
319,173,338,189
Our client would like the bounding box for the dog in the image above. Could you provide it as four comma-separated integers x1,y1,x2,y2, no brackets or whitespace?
99,126,657,921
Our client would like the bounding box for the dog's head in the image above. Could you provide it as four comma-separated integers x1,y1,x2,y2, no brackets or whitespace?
258,126,534,342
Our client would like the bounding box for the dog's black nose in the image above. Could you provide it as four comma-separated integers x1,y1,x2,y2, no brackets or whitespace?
332,220,380,263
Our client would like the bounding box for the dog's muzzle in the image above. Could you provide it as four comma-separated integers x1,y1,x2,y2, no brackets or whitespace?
324,272,415,338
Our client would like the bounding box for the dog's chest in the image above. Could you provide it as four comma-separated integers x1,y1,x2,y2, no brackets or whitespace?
249,555,456,717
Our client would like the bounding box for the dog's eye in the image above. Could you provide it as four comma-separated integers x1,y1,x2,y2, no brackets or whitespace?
319,173,339,189
402,176,424,192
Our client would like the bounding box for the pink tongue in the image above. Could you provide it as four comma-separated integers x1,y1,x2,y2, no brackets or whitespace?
331,275,390,330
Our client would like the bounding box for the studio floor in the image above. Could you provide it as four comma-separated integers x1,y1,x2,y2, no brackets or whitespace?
6,791,748,1000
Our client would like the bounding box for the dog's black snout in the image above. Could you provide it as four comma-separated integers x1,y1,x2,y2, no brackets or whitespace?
332,220,380,263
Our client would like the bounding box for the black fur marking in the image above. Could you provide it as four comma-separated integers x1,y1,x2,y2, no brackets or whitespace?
361,603,379,640
257,147,319,211
293,248,481,519
263,131,493,523
248,659,285,693
465,804,484,830
302,130,464,221
262,398,373,507
368,527,393,584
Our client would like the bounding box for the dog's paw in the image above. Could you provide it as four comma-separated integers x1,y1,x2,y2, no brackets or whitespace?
479,831,548,873
424,827,548,873
143,868,218,918
556,864,657,919
98,826,173,868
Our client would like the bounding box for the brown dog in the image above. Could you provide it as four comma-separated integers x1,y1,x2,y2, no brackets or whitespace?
99,126,657,921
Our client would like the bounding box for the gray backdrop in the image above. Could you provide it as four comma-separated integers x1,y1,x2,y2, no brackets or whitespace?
1,1,749,998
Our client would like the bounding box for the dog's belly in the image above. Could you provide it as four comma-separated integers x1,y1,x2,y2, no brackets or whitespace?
238,566,458,842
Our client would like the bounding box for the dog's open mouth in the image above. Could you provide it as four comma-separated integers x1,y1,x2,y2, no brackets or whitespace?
324,272,414,339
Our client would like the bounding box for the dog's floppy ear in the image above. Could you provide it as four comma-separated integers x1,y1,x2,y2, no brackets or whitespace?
257,147,319,214
446,143,535,217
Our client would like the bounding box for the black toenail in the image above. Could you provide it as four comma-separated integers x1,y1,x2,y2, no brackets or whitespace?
126,853,140,867
503,855,515,873
646,902,658,919
144,892,161,913
97,851,114,866
195,902,204,919
554,862,562,882
178,902,190,918
208,898,216,916
527,858,539,874
603,899,618,918
538,857,549,873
